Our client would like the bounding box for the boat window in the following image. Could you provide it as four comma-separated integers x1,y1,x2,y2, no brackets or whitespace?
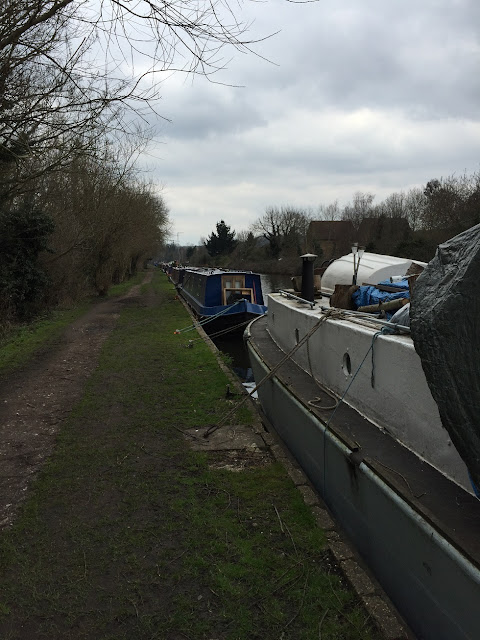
222,275,247,304
224,288,253,305
222,275,245,289
342,352,352,376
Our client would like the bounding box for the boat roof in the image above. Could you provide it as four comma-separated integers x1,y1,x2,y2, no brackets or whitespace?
271,290,413,338
183,267,260,277
321,252,427,294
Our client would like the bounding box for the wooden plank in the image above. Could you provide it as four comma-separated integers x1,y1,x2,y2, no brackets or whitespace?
361,283,409,293
357,298,409,313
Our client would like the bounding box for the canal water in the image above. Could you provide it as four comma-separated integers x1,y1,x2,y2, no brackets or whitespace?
260,273,293,297
212,273,292,383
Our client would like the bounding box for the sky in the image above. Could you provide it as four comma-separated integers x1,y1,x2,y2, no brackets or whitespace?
140,0,480,246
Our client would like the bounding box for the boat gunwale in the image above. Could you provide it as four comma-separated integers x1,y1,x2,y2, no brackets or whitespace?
246,314,480,571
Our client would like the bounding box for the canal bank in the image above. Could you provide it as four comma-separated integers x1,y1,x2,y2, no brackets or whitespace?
0,270,408,640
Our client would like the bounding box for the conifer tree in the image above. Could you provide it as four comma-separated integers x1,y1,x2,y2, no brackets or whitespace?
204,220,237,257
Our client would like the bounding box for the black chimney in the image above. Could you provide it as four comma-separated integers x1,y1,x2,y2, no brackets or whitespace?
300,253,317,302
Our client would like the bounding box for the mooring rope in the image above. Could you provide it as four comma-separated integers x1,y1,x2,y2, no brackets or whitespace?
173,299,244,334
204,306,403,442
323,328,386,429
185,318,254,344
306,333,339,412
203,309,340,438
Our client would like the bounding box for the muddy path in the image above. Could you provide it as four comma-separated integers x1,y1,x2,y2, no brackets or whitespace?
0,272,153,529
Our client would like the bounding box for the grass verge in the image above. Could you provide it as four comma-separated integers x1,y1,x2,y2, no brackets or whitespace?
0,272,383,640
107,270,146,297
0,272,145,377
0,305,89,376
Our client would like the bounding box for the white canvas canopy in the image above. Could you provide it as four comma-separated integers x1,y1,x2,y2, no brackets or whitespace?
321,252,426,294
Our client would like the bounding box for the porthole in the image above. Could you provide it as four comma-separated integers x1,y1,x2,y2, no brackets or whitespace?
342,352,352,376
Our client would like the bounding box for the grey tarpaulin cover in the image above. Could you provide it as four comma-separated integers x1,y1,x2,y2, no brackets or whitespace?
410,224,480,493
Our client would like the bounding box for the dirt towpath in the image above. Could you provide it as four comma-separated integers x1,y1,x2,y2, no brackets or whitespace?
0,272,153,529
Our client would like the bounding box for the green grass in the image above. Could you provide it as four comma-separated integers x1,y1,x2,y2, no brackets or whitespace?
107,270,146,297
0,272,382,640
0,272,145,377
0,305,89,375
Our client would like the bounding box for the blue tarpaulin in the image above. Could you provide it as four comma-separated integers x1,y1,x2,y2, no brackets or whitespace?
352,279,410,318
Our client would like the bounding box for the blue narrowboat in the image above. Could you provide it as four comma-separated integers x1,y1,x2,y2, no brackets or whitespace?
177,268,267,334
170,265,186,286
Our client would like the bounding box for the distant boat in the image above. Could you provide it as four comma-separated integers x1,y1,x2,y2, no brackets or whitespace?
245,244,480,640
175,267,267,335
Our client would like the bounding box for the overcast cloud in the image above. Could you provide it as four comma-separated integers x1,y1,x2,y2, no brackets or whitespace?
143,0,480,245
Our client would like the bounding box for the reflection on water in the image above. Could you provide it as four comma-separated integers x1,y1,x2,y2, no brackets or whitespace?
214,334,253,382
259,273,293,302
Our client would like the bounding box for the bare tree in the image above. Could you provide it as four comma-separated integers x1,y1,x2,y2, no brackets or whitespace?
0,0,276,204
318,200,341,220
251,206,312,259
403,187,426,232
1,2,118,197
342,192,375,228
374,192,406,219
32,134,169,301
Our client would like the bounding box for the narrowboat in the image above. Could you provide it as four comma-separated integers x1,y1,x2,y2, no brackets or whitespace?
170,265,186,287
177,268,267,335
245,229,480,640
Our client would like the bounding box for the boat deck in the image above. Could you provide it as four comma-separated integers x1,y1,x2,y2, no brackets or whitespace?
249,314,480,569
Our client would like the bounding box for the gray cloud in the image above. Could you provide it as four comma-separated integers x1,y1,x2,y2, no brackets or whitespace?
142,0,480,243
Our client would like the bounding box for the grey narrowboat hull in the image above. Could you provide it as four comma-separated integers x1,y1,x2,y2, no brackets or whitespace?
245,315,480,640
